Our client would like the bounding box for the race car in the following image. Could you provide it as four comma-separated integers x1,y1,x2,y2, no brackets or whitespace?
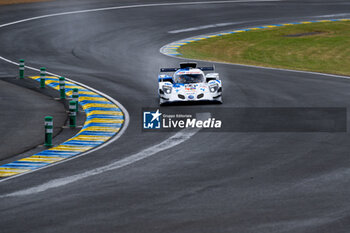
158,62,222,105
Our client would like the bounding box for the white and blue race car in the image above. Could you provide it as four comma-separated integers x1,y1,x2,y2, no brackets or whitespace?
158,62,223,105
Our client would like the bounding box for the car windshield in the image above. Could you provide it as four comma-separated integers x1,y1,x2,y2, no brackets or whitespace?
174,73,205,83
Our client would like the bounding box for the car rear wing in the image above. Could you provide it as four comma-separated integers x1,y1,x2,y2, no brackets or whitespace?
160,62,215,72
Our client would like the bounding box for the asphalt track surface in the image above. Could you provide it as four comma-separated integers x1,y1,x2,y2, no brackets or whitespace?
1,0,350,232
0,78,66,161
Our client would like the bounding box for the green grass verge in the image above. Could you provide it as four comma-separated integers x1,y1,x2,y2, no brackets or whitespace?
178,21,350,76
0,0,51,5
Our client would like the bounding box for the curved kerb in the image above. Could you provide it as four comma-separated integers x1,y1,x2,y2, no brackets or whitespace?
0,75,127,179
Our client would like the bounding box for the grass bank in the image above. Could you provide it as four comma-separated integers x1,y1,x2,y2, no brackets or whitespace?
0,0,51,5
178,21,350,76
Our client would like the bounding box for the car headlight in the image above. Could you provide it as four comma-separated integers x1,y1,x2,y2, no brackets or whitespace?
162,85,172,94
209,83,219,93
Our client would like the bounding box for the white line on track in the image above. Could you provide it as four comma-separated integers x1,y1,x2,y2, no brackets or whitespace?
169,14,350,34
313,13,350,18
1,128,200,197
0,0,281,29
169,21,244,34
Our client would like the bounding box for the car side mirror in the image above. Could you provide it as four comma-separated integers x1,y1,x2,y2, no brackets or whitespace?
206,73,219,82
158,75,173,83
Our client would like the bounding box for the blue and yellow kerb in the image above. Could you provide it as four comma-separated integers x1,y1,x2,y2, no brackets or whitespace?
160,19,350,56
0,76,124,178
